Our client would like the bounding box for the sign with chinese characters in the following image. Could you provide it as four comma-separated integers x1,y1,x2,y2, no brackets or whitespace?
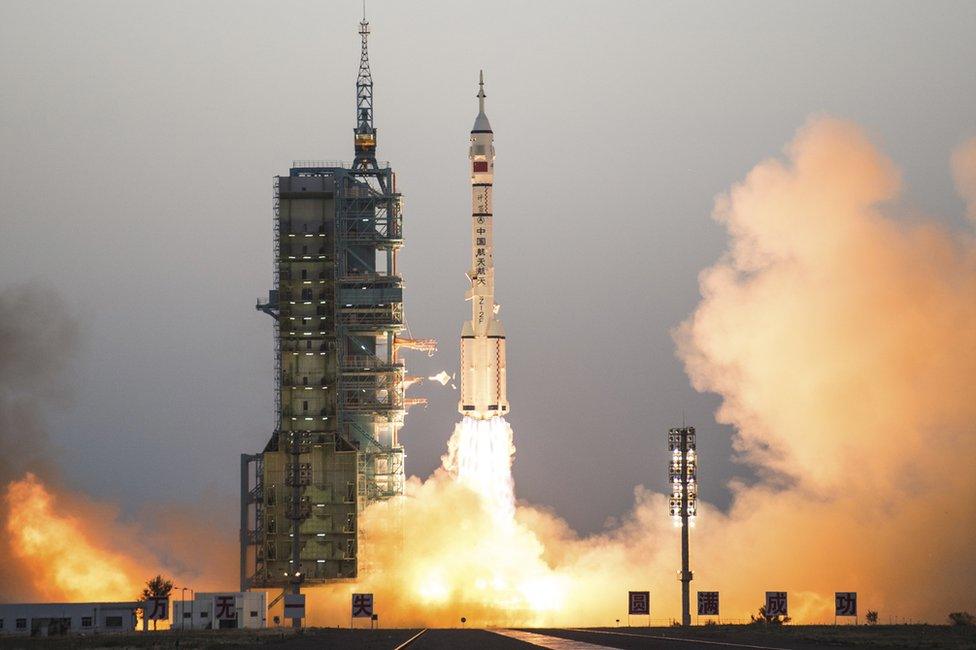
697,591,719,616
765,591,788,617
352,593,374,618
144,598,168,621
215,595,237,621
628,591,650,615
284,593,306,620
835,592,857,617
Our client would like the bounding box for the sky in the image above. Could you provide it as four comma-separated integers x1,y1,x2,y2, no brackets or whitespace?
1,0,974,537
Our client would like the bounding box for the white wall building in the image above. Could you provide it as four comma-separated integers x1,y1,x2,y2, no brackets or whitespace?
172,592,266,630
0,602,139,636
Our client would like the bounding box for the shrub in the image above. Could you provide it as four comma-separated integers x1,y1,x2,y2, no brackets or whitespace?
750,605,790,625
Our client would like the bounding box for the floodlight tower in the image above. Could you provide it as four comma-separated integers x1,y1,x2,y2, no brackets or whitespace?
669,426,697,626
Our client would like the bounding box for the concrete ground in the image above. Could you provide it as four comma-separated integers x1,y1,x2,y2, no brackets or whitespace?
485,626,976,650
1,625,974,649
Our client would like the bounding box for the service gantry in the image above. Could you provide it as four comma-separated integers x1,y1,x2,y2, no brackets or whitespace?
240,13,431,607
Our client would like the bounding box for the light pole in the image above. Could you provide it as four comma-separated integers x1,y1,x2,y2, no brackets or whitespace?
175,586,194,631
669,426,697,626
180,587,187,631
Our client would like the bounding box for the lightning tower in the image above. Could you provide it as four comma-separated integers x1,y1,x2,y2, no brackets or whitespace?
353,11,376,170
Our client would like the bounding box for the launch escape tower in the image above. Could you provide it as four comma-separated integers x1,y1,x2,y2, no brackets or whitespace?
241,14,430,599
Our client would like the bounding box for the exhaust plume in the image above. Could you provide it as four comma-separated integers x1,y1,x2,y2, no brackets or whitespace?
0,283,236,604
952,137,976,222
674,117,976,621
299,118,975,627
0,284,80,600
442,417,516,519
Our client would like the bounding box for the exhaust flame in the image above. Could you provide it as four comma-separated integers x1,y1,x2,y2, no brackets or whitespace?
2,470,237,607
4,473,143,601
442,416,516,519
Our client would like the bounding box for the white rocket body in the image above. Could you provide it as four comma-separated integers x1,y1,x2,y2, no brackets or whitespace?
459,74,509,420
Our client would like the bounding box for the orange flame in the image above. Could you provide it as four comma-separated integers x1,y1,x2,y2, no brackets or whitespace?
4,473,145,601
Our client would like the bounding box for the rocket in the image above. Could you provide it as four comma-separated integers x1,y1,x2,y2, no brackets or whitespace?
459,71,509,420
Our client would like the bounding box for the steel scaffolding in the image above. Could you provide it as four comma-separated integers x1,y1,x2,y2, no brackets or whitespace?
242,161,409,591
241,12,420,604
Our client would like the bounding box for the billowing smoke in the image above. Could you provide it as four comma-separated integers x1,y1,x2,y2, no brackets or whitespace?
0,284,78,488
952,136,976,222
673,119,976,621
0,283,235,604
300,118,975,626
0,284,79,600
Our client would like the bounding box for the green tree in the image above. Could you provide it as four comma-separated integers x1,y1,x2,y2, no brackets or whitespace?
865,610,879,625
138,575,174,630
948,612,974,626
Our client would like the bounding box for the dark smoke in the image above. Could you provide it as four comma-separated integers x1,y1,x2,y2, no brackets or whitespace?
0,283,79,600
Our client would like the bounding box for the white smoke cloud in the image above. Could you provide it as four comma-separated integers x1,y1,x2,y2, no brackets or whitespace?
952,137,976,222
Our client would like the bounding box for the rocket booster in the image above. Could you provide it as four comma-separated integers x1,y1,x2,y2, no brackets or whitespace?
459,72,509,420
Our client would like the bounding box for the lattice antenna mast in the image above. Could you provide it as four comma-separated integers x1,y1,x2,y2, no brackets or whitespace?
353,6,377,169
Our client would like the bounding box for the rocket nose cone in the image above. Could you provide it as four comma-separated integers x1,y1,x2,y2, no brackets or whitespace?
472,111,492,134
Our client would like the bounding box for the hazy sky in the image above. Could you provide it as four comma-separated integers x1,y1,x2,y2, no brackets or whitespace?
1,0,974,535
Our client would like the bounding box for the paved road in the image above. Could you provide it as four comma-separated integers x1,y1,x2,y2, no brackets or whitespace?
410,629,536,649
412,628,839,649
504,628,843,649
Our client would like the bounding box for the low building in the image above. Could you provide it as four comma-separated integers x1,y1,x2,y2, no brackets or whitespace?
172,592,266,630
0,602,139,636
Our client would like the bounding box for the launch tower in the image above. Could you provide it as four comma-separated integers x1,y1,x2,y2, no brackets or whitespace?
241,13,427,600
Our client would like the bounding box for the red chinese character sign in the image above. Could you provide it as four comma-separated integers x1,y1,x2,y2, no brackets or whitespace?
697,591,719,616
765,591,788,617
628,591,650,615
352,593,373,618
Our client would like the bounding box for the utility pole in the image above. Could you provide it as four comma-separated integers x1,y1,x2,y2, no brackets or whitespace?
669,426,697,626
